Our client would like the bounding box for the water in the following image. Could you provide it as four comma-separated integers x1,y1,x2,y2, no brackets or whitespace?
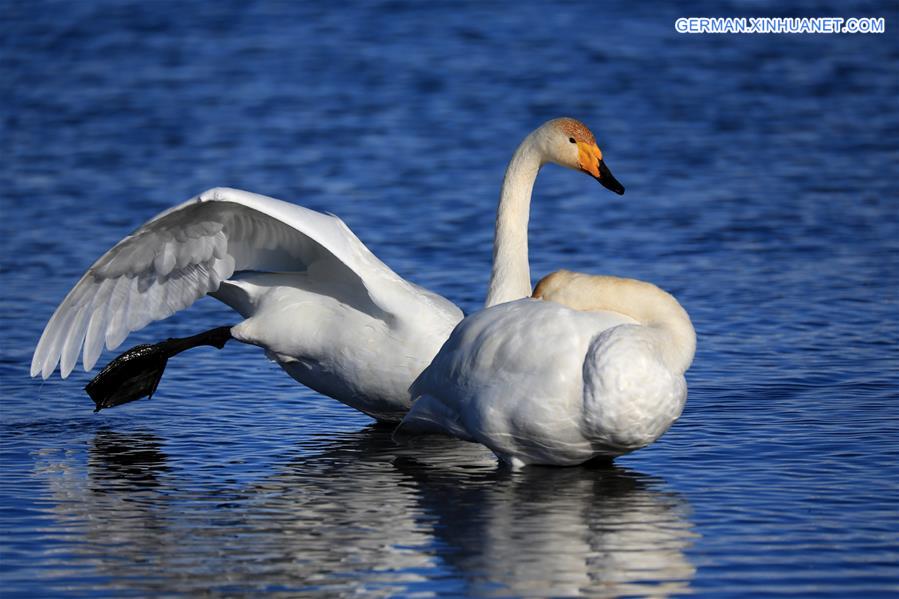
2,1,898,596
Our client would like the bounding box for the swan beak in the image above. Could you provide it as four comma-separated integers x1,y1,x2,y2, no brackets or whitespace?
597,160,625,195
578,142,624,195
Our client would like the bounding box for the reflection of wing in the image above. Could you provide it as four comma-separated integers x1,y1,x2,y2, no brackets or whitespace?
34,427,491,594
32,187,404,379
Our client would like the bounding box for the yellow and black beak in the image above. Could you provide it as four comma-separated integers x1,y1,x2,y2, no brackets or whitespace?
577,141,624,195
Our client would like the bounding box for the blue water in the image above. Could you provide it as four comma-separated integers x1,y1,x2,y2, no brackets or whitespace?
3,1,899,596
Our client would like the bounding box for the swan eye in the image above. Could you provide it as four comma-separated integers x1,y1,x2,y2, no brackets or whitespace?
568,137,576,144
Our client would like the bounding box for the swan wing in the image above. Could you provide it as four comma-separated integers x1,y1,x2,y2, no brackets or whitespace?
32,187,413,379
405,300,636,440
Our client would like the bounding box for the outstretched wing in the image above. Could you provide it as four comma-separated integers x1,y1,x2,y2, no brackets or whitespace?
32,187,403,379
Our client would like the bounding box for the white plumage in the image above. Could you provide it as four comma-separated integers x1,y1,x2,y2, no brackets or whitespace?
400,272,695,467
397,117,695,466
32,187,462,421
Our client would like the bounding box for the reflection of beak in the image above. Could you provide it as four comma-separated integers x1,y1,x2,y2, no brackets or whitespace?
597,160,625,195
577,141,625,195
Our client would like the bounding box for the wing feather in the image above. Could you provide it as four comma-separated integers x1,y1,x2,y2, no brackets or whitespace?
104,278,134,351
32,187,404,379
83,288,112,373
60,305,91,378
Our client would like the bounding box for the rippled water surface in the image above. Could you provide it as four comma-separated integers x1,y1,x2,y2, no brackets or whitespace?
3,1,899,596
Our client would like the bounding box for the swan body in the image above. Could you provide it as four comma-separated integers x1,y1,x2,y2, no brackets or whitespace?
401,271,696,466
398,117,694,466
31,187,462,421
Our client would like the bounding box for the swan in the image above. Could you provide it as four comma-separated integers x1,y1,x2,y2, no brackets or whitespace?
31,117,624,422
398,125,696,467
30,187,463,420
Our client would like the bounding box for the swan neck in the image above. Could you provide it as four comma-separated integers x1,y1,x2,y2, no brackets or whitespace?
606,281,695,374
535,273,696,374
486,133,543,307
643,300,696,375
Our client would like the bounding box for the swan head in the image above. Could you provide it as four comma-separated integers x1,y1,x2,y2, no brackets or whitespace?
538,118,625,195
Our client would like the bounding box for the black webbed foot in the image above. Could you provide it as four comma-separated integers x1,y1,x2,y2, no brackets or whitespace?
85,326,233,412
85,343,170,411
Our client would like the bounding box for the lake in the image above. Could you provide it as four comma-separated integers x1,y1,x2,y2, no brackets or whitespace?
2,1,898,596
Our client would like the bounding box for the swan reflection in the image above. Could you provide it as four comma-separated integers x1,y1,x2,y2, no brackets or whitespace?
396,454,696,597
33,426,695,596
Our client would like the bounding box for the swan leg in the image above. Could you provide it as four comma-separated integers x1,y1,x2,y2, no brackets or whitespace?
85,326,234,412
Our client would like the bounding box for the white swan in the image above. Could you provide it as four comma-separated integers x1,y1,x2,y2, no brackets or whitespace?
399,122,695,466
31,118,624,422
31,188,462,420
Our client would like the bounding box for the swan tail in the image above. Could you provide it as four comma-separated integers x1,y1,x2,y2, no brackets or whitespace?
85,326,233,411
395,394,475,442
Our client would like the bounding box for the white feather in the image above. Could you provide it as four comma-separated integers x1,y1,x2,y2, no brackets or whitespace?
401,274,695,467
60,304,91,379
154,242,176,276
31,187,462,425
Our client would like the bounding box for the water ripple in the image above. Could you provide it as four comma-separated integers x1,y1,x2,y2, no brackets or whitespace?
3,0,898,596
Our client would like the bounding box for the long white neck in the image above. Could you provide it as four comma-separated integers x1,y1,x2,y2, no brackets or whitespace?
485,132,544,307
